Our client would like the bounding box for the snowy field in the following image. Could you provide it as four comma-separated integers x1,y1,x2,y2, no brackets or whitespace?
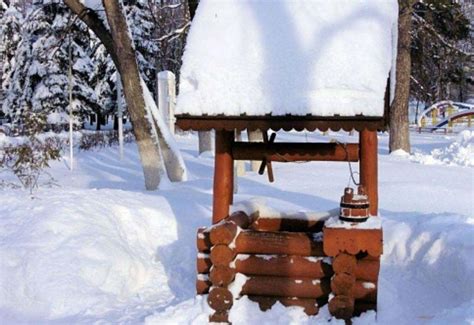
0,130,473,324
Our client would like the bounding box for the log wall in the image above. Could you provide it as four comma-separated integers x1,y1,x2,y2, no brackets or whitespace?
196,210,382,323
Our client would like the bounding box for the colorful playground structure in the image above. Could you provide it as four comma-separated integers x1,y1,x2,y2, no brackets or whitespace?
416,101,474,132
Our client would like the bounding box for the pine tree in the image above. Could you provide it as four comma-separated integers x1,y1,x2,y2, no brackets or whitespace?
91,41,117,129
2,0,98,132
124,0,159,94
0,3,23,118
0,5,23,92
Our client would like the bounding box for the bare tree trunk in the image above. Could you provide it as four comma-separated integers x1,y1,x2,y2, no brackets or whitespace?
63,0,189,189
390,0,413,153
102,0,164,190
198,131,213,154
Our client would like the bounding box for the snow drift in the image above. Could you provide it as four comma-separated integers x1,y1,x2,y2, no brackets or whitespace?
411,130,474,167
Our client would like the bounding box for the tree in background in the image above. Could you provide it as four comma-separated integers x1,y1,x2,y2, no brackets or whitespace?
390,0,472,153
0,4,23,105
390,0,415,153
124,0,159,94
2,0,98,132
411,0,471,106
64,0,186,190
91,41,117,129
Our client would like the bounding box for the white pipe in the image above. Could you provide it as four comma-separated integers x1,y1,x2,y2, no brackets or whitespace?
117,74,124,160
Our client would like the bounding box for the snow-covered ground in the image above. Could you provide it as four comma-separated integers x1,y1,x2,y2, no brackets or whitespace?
0,130,472,324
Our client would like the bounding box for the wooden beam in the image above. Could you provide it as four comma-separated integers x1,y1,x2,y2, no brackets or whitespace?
234,230,325,256
240,275,331,299
213,130,234,223
232,142,359,162
359,130,378,216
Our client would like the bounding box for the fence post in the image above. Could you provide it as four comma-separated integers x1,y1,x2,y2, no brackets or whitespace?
158,71,176,134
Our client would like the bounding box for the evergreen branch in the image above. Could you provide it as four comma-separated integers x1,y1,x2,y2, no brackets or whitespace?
412,12,473,56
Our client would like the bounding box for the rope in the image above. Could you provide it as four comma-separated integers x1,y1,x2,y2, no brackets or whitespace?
334,140,360,187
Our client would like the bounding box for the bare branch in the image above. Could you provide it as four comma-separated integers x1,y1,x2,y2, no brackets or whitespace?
63,0,119,66
155,21,190,42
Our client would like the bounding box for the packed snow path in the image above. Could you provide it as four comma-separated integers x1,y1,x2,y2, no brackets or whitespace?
0,131,472,324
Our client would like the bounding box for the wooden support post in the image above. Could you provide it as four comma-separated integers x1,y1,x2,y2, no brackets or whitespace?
359,130,378,216
213,130,234,223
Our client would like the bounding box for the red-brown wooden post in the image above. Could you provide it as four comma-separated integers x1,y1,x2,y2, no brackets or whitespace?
359,130,378,216
213,130,234,223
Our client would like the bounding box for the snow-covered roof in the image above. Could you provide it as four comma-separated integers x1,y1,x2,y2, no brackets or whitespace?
177,0,398,117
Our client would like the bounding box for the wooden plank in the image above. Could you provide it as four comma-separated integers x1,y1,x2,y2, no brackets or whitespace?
176,115,386,132
241,275,331,298
235,230,325,256
233,254,332,278
232,142,359,162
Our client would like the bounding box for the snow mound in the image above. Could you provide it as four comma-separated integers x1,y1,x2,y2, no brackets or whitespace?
177,0,398,117
390,149,410,157
380,212,474,324
411,131,474,167
0,189,177,321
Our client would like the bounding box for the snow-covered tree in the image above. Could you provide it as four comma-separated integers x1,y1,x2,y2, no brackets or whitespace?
0,5,23,109
2,0,98,131
91,41,117,129
64,0,187,190
124,0,159,94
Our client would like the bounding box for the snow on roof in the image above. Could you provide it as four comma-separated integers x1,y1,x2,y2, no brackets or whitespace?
177,0,398,117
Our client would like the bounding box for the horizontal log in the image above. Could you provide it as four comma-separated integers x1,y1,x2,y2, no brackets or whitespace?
227,210,253,229
232,142,359,162
210,211,253,245
241,275,330,299
251,217,325,233
248,296,320,316
210,221,238,245
331,273,356,295
197,255,212,273
355,259,380,282
233,254,333,278
333,253,357,275
328,295,354,320
196,276,211,294
332,277,377,302
210,266,236,287
354,281,377,302
210,245,236,267
235,230,325,256
209,311,229,323
197,227,211,253
326,254,380,281
208,287,233,312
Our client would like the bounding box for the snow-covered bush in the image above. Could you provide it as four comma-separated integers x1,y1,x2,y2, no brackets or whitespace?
79,129,134,150
0,115,61,192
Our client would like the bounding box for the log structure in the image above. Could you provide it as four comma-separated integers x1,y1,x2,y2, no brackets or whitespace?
197,210,384,323
323,222,383,320
196,211,334,322
196,208,383,323
176,14,392,317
